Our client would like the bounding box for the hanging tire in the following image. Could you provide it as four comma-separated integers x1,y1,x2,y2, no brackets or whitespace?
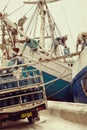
27,117,35,124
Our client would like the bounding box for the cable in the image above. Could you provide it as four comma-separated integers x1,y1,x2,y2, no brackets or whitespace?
2,0,9,12
45,68,71,89
45,72,71,89
61,0,74,43
47,82,72,98
24,4,35,16
7,4,25,16
25,4,38,33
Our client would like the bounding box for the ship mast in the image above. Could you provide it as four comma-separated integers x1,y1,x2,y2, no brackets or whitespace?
0,12,28,61
24,0,60,47
38,1,46,47
0,18,10,60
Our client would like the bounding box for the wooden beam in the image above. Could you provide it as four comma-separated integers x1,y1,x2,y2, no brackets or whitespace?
24,0,60,4
35,36,51,39
23,51,81,65
0,51,81,70
41,51,81,62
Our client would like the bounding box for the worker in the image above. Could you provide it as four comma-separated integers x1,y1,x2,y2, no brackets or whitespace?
22,38,39,54
63,45,70,55
63,45,73,66
81,38,87,51
76,32,87,52
50,35,68,56
7,48,19,66
20,38,42,61
76,39,82,52
7,48,24,66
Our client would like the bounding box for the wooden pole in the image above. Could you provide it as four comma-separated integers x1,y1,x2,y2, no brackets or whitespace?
41,51,81,62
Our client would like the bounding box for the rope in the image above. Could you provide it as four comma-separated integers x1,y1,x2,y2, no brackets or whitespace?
0,0,5,9
25,0,43,34
23,54,72,98
49,11,62,37
7,4,25,16
45,72,71,88
45,67,71,89
2,1,9,12
33,11,38,38
44,0,54,40
43,0,61,37
23,4,35,16
61,0,74,43
25,4,38,33
47,82,72,98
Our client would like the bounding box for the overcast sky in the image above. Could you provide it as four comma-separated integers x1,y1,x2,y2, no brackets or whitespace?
0,0,87,52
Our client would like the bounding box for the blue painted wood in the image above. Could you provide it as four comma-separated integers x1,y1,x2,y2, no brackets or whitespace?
72,66,87,103
27,66,73,102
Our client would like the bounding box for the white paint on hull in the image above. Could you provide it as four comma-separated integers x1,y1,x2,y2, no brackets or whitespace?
17,43,72,82
72,47,87,78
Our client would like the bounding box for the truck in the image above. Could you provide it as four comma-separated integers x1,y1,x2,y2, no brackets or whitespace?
0,63,47,128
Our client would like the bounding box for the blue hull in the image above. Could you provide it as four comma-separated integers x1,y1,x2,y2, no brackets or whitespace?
28,66,73,102
72,66,87,103
42,72,73,102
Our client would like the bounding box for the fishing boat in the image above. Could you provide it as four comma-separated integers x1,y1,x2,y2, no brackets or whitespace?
72,46,87,103
0,0,75,102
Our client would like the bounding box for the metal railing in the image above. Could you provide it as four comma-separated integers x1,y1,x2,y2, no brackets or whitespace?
0,64,46,109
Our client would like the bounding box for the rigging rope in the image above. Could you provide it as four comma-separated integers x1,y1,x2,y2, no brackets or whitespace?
45,72,71,88
25,4,38,34
23,4,35,16
7,4,25,16
47,82,72,98
0,0,5,9
45,67,71,88
43,0,61,38
48,11,62,37
2,1,9,12
25,0,42,34
61,0,74,43
23,54,71,91
44,0,54,40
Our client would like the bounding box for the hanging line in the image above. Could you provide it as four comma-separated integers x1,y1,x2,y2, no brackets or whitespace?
48,11,62,37
2,0,9,12
47,82,72,98
25,0,42,33
45,72,71,88
0,0,5,9
7,4,25,16
23,4,35,16
25,4,39,34
44,0,62,37
61,0,74,43
45,67,71,89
